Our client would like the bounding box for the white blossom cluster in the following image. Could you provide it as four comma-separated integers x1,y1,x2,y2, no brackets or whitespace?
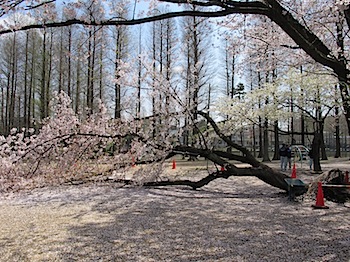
0,91,181,193
214,68,339,135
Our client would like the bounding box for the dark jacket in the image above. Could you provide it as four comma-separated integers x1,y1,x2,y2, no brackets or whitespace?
279,146,287,157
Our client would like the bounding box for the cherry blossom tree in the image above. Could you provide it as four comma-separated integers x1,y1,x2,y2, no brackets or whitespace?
1,0,350,196
216,67,340,171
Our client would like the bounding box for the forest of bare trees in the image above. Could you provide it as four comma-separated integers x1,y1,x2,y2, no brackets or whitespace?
1,1,347,156
0,1,349,194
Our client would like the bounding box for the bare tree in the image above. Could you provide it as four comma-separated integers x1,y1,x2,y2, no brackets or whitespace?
3,0,348,140
110,1,130,119
182,7,213,148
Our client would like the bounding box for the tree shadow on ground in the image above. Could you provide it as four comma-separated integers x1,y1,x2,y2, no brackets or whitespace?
59,182,350,262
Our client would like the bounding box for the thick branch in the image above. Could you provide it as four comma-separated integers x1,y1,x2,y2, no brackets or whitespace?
262,0,346,79
159,0,344,76
197,111,260,167
0,10,233,35
170,145,292,191
173,145,240,172
144,170,252,190
143,162,293,192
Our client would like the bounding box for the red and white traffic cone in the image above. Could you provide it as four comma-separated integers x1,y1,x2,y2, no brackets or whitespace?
291,163,297,179
312,182,329,209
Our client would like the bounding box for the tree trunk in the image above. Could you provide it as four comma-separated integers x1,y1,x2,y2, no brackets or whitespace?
144,158,291,192
258,116,263,158
114,28,121,119
320,123,328,160
9,32,17,132
334,104,341,158
23,31,29,130
86,28,95,116
300,67,306,146
252,124,257,157
40,29,47,120
262,118,270,162
75,44,81,114
99,27,103,100
149,111,294,192
58,28,64,93
272,120,279,160
45,29,53,118
133,108,305,193
312,132,322,172
28,34,36,129
67,26,72,98
137,28,141,119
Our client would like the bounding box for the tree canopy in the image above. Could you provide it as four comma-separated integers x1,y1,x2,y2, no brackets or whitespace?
1,1,349,128
0,0,349,196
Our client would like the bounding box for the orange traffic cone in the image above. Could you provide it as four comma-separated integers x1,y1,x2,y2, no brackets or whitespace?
172,159,176,169
312,182,329,209
291,163,297,178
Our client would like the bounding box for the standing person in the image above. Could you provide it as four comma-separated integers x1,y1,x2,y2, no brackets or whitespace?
287,145,292,170
279,144,288,171
308,148,314,171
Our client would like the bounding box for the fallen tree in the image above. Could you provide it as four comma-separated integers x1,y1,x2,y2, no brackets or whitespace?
4,92,347,202
0,92,296,194
142,117,291,192
144,145,290,191
0,1,348,202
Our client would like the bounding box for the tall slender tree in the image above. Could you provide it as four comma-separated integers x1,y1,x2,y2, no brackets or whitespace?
182,7,212,147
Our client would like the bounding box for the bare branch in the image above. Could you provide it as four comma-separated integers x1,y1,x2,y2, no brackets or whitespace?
25,0,55,10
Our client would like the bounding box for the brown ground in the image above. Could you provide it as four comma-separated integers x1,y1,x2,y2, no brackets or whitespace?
0,158,349,261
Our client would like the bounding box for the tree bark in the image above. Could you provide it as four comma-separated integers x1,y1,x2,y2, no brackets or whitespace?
40,29,47,120
311,132,322,172
320,123,328,161
334,105,341,158
146,111,292,192
262,117,270,162
141,145,291,192
272,120,279,160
